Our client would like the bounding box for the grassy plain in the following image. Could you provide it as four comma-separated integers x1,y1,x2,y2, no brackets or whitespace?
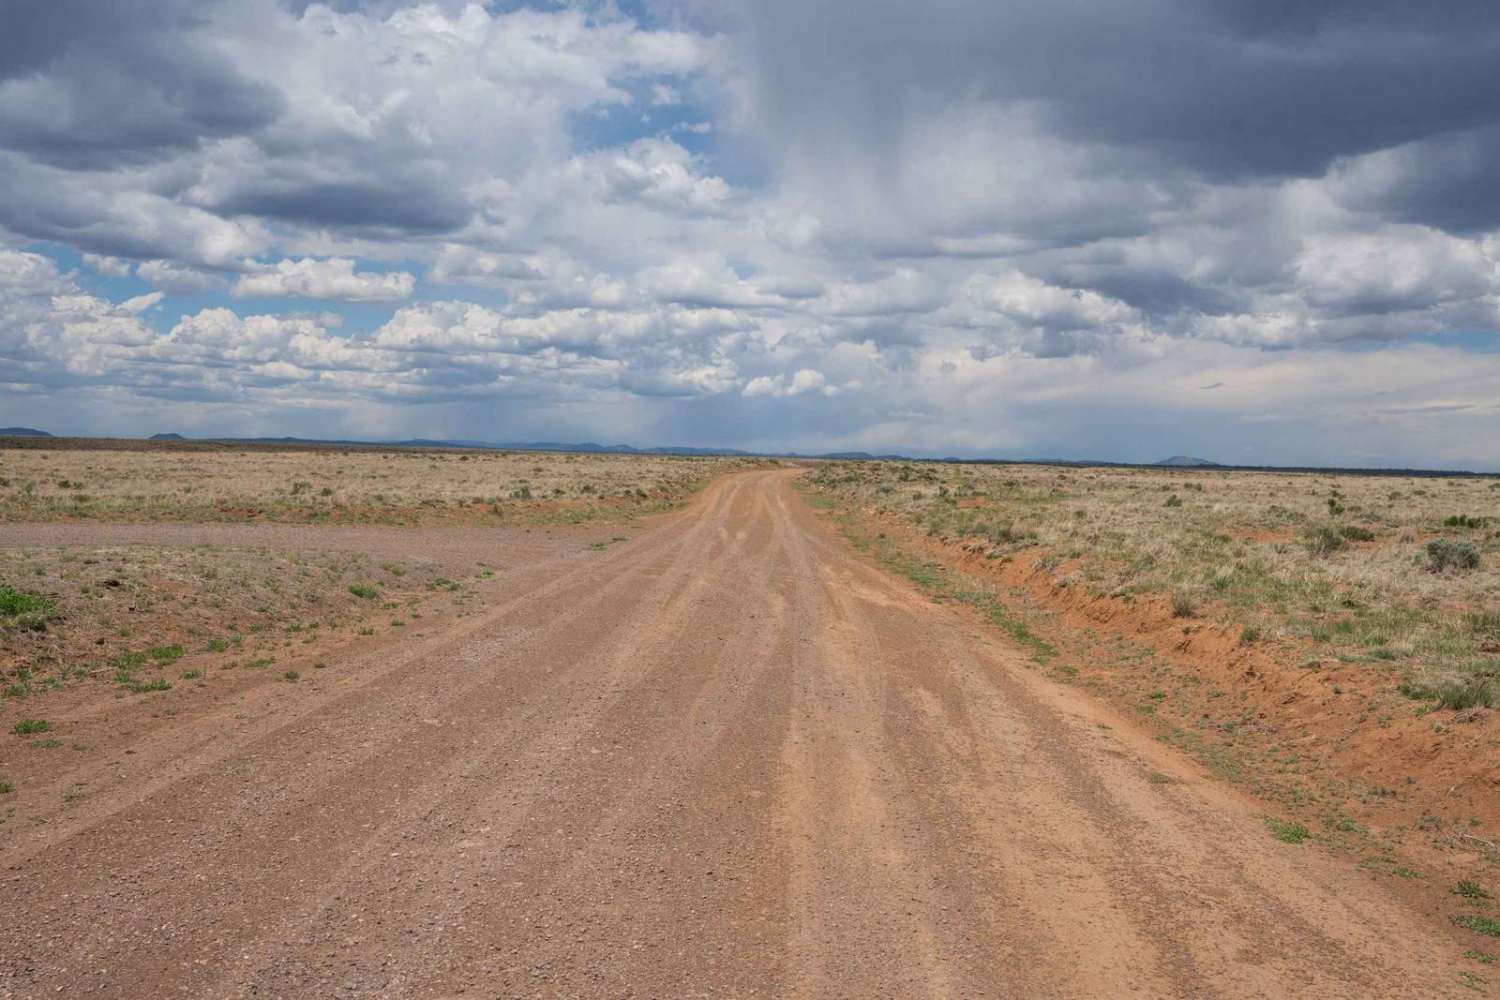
809,461,1500,709
0,442,745,524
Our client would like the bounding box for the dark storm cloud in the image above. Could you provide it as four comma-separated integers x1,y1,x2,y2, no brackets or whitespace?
727,0,1500,183
1330,125,1500,235
0,0,282,168
216,178,473,236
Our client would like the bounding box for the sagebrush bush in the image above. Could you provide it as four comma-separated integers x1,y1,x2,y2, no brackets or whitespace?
1426,539,1480,573
1305,525,1347,557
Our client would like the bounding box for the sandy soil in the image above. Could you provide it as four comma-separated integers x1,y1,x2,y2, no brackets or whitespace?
0,470,1486,998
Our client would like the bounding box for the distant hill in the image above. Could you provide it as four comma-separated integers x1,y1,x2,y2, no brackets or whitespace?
1156,456,1220,467
149,433,185,441
0,427,51,437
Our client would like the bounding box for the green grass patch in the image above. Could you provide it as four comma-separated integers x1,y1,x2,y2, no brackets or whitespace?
1266,818,1311,844
0,584,55,630
1456,880,1493,900
12,719,50,736
347,583,379,599
1453,915,1500,938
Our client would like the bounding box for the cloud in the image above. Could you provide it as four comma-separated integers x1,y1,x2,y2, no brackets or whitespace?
82,254,132,278
233,258,416,302
742,368,832,398
137,260,229,295
2,1,1499,468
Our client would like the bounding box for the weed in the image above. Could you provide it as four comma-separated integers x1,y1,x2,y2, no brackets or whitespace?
1239,624,1261,645
122,677,172,693
12,719,50,735
1456,880,1493,900
348,583,379,599
1164,494,1183,508
0,780,10,794
1267,818,1311,844
1339,525,1376,542
148,644,185,664
1466,951,1496,965
284,670,300,682
1445,514,1490,529
1399,677,1497,711
181,669,203,680
1171,588,1198,618
205,638,230,652
0,584,56,630
1453,915,1500,938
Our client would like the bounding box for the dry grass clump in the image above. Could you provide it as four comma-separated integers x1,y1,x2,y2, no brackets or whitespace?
0,445,753,525
809,461,1500,705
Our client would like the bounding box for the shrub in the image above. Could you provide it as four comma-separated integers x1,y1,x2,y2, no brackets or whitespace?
1305,525,1347,557
1339,525,1375,542
1171,588,1197,618
1164,494,1183,508
1444,514,1489,529
1239,624,1261,645
1426,539,1480,573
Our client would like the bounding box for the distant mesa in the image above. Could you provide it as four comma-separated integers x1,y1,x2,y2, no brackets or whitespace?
0,427,51,437
1155,455,1220,467
149,433,186,441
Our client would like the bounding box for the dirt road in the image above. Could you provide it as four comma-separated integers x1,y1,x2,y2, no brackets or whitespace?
0,470,1466,997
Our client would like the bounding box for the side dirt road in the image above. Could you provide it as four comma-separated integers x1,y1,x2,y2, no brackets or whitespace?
0,469,1487,997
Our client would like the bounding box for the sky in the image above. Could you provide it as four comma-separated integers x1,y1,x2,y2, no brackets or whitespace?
1,0,1498,468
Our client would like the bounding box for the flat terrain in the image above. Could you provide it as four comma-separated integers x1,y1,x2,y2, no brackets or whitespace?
0,442,744,524
3,464,1493,997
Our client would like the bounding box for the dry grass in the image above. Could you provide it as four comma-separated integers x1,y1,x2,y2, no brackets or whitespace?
0,542,475,701
0,444,753,525
809,461,1500,708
